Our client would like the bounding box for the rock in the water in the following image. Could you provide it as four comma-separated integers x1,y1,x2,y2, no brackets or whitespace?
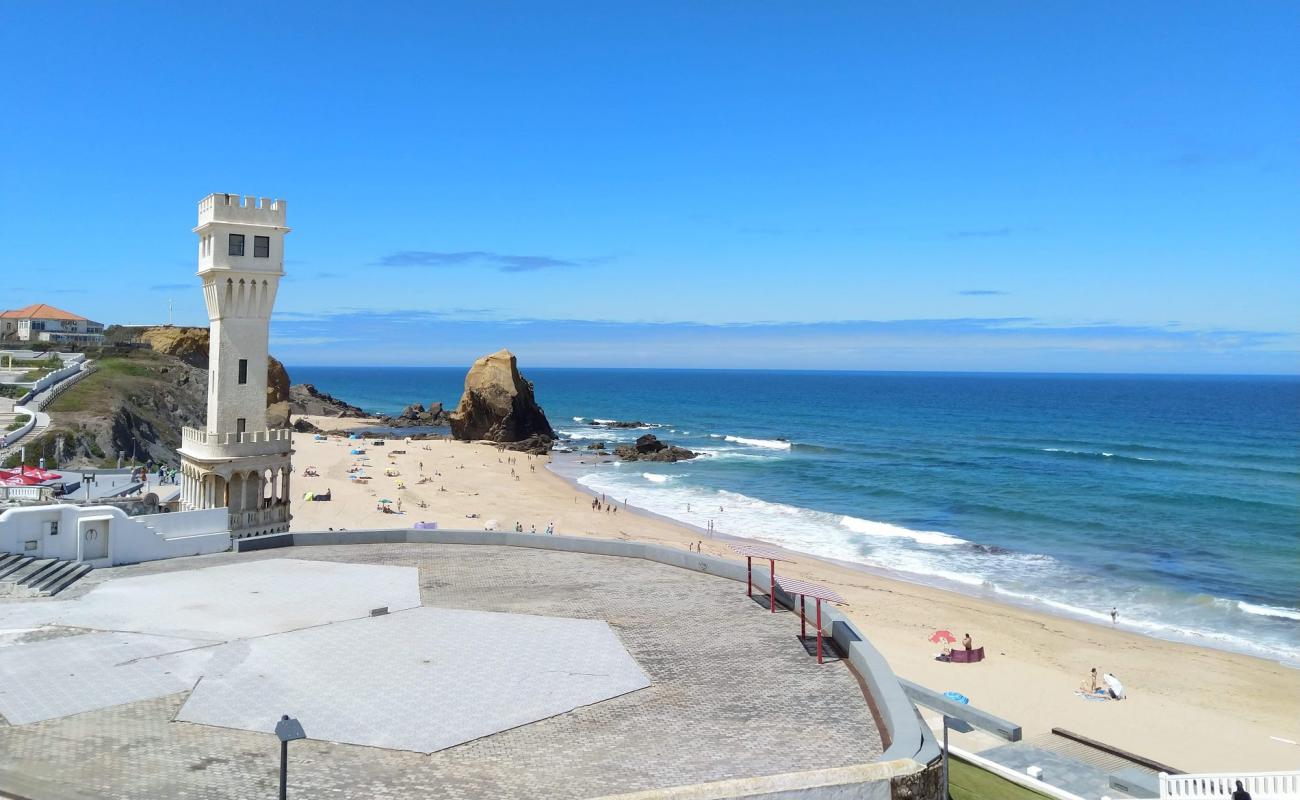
614,434,696,462
449,350,557,444
586,442,606,450
589,419,650,429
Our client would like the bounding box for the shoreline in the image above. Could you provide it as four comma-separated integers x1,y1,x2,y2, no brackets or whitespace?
289,418,1300,772
547,451,1298,669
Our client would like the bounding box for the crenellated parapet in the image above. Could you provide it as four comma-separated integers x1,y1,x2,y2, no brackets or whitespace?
197,193,287,228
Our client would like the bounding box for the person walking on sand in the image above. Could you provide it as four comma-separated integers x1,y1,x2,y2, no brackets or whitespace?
1232,780,1253,800
1110,607,1118,625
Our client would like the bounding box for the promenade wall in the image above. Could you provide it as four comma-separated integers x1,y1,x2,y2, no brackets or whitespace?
238,528,943,799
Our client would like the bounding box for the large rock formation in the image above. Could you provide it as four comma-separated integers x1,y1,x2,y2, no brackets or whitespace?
449,350,556,445
614,433,697,463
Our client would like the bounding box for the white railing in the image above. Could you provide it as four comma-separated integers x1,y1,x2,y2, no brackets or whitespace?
1162,771,1300,799
230,504,289,532
0,486,52,502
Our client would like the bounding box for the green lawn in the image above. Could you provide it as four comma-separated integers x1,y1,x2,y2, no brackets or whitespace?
949,755,1057,800
4,414,31,431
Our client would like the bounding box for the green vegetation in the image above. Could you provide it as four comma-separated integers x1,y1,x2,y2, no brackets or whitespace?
0,384,27,399
20,368,50,381
948,756,1056,800
46,355,160,414
4,414,31,432
1,430,70,469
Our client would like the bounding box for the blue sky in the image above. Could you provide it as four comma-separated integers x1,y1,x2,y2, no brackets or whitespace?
1,2,1297,373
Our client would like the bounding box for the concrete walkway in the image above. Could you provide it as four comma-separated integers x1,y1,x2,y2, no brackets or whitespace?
0,364,92,455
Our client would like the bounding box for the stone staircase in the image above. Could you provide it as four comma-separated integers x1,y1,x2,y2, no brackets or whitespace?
0,553,93,597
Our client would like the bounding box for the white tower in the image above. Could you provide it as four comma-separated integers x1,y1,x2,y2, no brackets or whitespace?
179,193,293,538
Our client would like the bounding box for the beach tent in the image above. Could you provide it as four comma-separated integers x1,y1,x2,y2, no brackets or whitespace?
350,449,364,455
1103,673,1125,699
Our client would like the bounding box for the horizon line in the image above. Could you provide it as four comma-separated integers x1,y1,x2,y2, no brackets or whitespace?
282,364,1300,379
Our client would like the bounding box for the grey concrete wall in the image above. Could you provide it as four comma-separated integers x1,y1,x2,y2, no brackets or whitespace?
238,528,942,793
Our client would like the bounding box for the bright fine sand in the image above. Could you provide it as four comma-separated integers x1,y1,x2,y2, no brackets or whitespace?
290,419,1300,772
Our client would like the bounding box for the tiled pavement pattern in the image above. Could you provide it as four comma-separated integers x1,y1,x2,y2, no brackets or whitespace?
58,559,423,640
0,543,883,799
178,607,650,752
0,632,215,724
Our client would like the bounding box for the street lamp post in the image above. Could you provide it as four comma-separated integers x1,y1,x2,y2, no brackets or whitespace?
274,714,306,800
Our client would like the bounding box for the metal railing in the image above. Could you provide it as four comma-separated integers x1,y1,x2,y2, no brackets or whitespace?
1161,770,1300,799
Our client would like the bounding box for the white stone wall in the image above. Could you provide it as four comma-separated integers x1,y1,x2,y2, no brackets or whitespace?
0,505,231,567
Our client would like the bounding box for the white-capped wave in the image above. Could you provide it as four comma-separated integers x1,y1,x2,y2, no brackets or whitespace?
709,433,724,438
1239,601,1300,621
642,473,672,483
572,416,585,422
693,448,779,461
593,418,616,424
724,435,792,450
839,515,966,547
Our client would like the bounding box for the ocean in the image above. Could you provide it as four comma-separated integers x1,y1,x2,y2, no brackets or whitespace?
289,366,1300,664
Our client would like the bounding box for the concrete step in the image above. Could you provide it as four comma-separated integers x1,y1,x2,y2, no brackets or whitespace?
16,558,63,587
0,554,32,580
0,554,35,580
31,560,80,592
43,563,92,596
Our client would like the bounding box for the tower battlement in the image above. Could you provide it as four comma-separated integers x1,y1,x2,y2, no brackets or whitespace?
197,193,287,228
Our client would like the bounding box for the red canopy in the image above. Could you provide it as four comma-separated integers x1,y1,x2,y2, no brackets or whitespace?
0,473,42,486
21,467,62,482
0,466,63,483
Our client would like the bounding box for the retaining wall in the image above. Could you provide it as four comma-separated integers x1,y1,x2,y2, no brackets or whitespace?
237,528,942,798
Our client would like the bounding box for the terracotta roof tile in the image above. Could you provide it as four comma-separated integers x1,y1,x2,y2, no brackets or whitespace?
0,303,89,321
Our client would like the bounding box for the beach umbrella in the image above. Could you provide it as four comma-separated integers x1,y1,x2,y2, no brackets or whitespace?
930,630,957,644
1103,673,1125,699
18,466,62,482
942,691,970,705
0,473,41,486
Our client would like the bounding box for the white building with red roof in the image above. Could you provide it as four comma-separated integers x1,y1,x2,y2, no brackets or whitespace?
0,304,104,345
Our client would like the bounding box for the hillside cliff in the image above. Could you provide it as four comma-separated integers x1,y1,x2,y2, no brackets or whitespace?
5,327,289,470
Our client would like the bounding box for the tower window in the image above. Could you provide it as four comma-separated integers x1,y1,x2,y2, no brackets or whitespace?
254,236,270,258
238,359,248,384
228,234,245,256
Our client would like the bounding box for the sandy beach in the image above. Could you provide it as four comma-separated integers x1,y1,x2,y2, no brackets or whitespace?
290,418,1300,773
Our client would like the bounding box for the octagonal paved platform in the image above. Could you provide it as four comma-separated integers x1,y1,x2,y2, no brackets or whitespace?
0,542,884,799
179,607,649,752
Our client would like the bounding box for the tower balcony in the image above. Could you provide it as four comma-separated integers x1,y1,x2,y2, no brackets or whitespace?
181,426,293,461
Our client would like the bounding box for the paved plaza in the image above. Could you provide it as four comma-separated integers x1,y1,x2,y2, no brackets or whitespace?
0,543,884,799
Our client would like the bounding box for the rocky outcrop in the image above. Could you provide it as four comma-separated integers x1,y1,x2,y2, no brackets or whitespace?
14,329,294,470
502,434,554,456
138,325,290,413
379,402,449,428
449,350,556,445
289,383,368,418
590,420,652,429
614,434,697,463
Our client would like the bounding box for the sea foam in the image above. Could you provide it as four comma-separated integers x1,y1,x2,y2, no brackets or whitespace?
724,435,792,450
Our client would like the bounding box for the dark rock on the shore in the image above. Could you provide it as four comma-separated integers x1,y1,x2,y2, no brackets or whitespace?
586,442,606,450
449,349,557,444
292,417,322,433
380,401,450,428
289,384,368,418
502,434,554,455
614,433,697,462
